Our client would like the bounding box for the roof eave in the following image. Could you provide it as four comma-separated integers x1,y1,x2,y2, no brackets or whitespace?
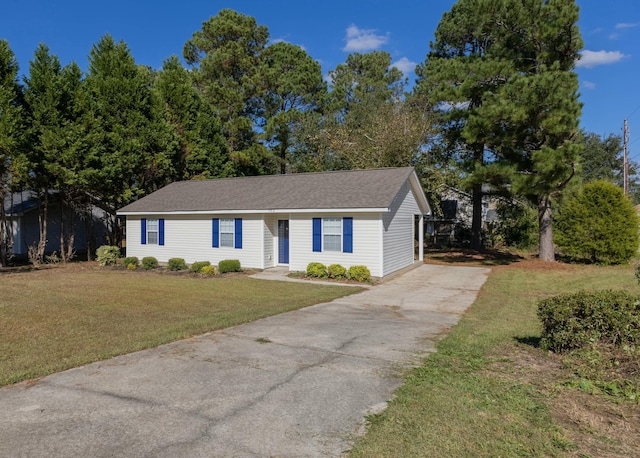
117,207,391,216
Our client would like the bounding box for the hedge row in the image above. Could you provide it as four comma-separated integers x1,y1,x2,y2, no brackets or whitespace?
538,289,640,352
96,247,239,275
306,262,371,283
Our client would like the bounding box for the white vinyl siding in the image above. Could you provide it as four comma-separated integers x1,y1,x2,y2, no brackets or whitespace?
288,213,382,277
382,182,420,276
125,215,264,268
263,214,276,268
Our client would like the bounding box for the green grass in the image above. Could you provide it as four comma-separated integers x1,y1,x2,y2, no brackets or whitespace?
349,263,639,457
0,264,361,386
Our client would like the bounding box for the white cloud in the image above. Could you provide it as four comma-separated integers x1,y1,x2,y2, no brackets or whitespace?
391,57,417,74
576,50,627,68
615,22,640,29
343,24,389,52
583,81,596,90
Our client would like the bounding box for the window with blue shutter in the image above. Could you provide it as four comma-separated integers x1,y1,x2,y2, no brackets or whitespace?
343,217,353,253
312,218,322,252
213,218,242,249
313,217,353,253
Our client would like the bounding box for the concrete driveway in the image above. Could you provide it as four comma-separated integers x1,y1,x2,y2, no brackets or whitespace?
0,264,489,457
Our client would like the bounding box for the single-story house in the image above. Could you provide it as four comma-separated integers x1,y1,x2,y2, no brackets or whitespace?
3,191,108,257
117,167,431,278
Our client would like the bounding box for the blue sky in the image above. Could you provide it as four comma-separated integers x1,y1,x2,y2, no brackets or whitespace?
2,0,638,157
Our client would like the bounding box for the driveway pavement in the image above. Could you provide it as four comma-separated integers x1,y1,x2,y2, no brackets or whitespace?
0,264,489,457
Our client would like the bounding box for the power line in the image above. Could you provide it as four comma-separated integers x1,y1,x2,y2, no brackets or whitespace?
628,103,640,120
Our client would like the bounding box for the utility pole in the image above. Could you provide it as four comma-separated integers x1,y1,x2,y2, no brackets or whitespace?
624,119,629,195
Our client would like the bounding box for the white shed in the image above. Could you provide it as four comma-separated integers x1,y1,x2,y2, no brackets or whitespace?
117,167,430,278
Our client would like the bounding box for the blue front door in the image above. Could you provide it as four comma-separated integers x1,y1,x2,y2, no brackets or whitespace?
278,220,289,264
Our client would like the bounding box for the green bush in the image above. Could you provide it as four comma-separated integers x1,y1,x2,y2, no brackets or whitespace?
127,263,137,271
167,257,187,271
327,264,347,279
190,261,211,273
141,256,159,270
348,265,371,283
538,290,640,352
122,256,139,268
492,200,538,249
306,262,327,278
636,264,640,286
200,265,217,276
554,180,640,264
96,245,120,266
219,259,241,273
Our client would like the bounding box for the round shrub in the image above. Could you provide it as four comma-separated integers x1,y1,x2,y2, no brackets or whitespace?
327,264,347,279
200,265,217,276
126,263,137,271
306,262,327,278
122,256,139,268
554,180,640,264
348,265,371,283
141,256,159,270
190,261,211,273
219,259,241,273
167,257,187,271
96,245,120,266
538,289,640,352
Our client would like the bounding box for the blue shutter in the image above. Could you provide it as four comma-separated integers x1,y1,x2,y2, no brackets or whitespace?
212,218,219,248
158,219,165,246
343,217,353,253
141,218,147,245
312,218,322,252
234,218,243,249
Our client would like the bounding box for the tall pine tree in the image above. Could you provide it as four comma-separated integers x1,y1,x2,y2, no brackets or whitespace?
0,39,24,265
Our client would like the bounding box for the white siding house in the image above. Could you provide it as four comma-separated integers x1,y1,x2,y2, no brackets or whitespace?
118,167,430,278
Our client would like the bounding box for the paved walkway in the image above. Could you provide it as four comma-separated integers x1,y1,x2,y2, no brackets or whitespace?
0,264,489,457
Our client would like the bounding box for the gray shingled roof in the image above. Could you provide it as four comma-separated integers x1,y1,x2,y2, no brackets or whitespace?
118,167,419,214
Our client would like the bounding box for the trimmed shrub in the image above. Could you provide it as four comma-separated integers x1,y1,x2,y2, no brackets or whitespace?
96,245,120,266
555,180,640,264
327,263,347,279
127,263,137,271
167,257,187,271
122,256,139,268
219,259,241,273
141,256,159,270
200,265,217,276
348,265,371,283
306,262,327,278
538,290,640,352
190,261,211,273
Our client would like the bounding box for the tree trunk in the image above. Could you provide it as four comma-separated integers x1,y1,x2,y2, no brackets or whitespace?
538,194,555,262
470,142,484,250
470,182,483,250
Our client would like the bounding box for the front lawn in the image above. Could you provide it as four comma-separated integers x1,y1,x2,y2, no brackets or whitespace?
0,263,361,386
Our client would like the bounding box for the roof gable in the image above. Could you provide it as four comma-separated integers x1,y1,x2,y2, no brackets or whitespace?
118,167,429,214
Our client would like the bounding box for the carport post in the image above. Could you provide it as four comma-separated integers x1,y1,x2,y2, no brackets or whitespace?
419,214,424,261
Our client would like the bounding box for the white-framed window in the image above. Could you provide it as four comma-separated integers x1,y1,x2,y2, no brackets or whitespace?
323,217,342,251
147,218,159,245
220,218,234,247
